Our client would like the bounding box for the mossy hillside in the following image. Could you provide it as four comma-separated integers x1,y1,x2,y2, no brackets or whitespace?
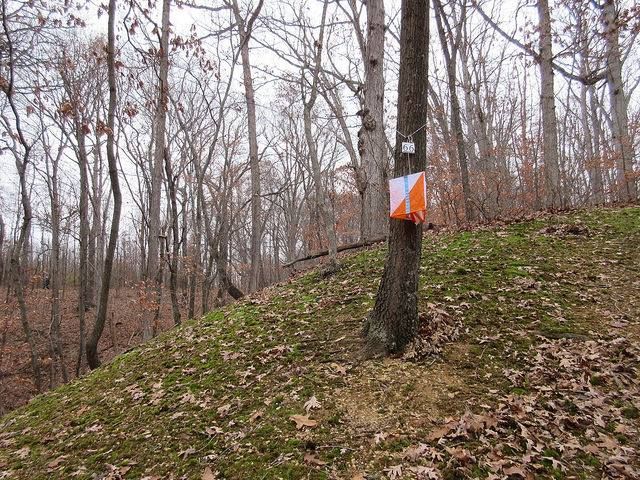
0,206,638,479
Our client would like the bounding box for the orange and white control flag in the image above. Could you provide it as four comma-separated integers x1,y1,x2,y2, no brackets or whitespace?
389,171,427,224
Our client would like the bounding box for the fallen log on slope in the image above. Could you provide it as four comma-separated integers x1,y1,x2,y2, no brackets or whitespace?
282,236,387,268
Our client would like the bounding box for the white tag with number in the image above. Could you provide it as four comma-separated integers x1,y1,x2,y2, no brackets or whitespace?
401,141,415,154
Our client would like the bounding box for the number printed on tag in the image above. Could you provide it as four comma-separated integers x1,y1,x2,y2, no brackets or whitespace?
401,142,415,154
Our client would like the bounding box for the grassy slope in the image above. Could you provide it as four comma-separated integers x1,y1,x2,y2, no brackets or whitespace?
1,207,639,480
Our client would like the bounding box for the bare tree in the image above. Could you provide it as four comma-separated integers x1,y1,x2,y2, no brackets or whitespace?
434,0,474,221
359,0,388,240
0,0,42,391
538,0,562,208
87,0,122,369
597,0,637,201
144,0,171,341
300,0,337,268
227,0,265,292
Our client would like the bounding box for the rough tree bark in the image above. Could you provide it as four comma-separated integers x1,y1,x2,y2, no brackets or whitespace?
363,0,429,356
87,0,122,369
360,0,388,241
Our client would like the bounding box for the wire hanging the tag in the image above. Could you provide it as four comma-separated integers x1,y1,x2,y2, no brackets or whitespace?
407,135,413,175
397,122,427,176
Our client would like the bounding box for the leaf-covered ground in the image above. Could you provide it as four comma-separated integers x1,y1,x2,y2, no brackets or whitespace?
1,206,639,480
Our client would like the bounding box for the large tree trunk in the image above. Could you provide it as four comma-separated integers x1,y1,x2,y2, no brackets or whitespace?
87,0,121,370
360,0,388,241
363,0,429,356
144,0,170,340
538,0,562,209
601,0,637,201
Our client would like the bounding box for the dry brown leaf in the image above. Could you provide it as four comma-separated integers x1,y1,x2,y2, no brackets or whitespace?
290,414,318,429
249,410,264,422
46,456,67,469
503,465,527,477
217,404,232,417
411,466,441,479
304,396,322,413
426,422,455,442
374,432,388,444
15,446,30,459
180,447,196,459
331,363,347,375
403,443,429,462
303,453,327,466
202,466,216,480
384,465,402,479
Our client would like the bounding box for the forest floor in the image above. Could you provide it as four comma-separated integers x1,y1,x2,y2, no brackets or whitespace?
0,281,197,413
1,206,639,480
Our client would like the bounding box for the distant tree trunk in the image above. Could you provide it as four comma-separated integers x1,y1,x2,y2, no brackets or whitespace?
214,212,236,305
363,0,429,356
229,0,264,292
1,0,42,392
144,0,171,340
89,124,105,306
573,4,600,205
360,0,388,241
302,0,336,267
70,90,91,375
600,0,637,201
0,214,4,286
322,84,367,231
87,0,121,370
164,151,181,326
589,85,605,201
538,0,561,209
45,143,68,384
434,0,474,222
188,184,200,320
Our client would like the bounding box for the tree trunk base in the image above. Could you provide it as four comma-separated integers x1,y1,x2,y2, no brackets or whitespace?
319,259,341,279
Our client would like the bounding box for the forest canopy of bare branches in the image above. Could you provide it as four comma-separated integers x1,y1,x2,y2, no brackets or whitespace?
0,0,638,408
